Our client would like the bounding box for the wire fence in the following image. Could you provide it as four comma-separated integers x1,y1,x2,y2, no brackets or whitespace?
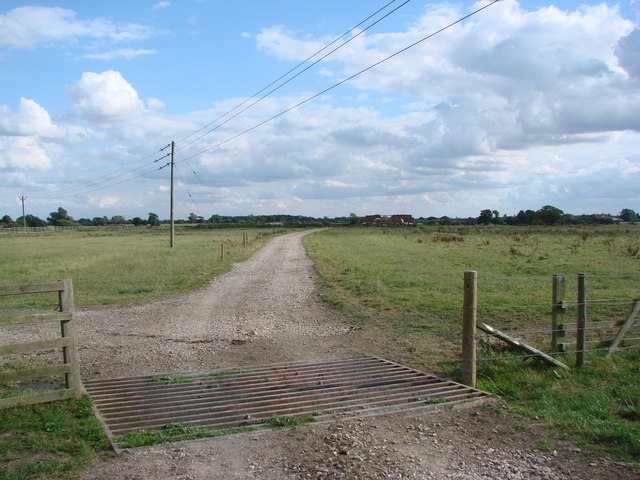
461,271,640,386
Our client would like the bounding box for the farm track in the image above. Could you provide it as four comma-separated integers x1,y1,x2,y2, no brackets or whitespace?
76,230,637,479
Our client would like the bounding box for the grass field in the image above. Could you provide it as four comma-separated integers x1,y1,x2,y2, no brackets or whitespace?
304,225,640,463
0,227,292,479
0,227,289,310
1,224,639,477
304,225,640,340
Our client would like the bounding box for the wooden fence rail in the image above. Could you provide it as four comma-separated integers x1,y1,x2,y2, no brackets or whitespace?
461,271,640,388
0,279,81,408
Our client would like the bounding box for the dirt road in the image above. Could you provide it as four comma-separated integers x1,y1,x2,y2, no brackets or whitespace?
77,230,636,479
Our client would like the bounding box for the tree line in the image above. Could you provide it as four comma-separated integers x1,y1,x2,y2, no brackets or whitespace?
1,205,638,229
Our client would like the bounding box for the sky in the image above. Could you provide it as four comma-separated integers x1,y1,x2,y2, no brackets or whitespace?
1,0,639,221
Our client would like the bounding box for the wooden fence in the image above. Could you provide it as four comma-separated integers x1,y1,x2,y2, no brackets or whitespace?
0,279,81,408
461,271,640,388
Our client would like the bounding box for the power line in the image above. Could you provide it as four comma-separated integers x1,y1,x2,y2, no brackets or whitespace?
175,0,412,153
174,0,407,149
25,2,409,203
178,0,502,165
27,148,171,199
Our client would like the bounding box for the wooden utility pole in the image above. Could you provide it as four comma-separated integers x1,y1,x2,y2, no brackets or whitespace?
170,141,175,248
19,194,27,229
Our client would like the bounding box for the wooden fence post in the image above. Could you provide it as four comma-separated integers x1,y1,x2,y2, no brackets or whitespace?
220,243,225,261
576,273,587,367
58,279,81,394
551,274,566,353
462,270,477,388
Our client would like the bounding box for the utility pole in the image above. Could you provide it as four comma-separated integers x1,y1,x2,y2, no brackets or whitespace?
170,141,175,248
18,194,27,229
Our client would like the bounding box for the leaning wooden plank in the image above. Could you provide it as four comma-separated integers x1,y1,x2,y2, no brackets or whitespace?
0,364,71,383
0,281,65,296
607,299,640,357
0,312,72,325
0,389,79,409
478,322,570,370
0,337,70,355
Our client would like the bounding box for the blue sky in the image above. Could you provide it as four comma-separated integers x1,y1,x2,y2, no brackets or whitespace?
1,0,639,221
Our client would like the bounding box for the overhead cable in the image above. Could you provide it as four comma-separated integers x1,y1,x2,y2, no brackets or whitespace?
178,0,502,164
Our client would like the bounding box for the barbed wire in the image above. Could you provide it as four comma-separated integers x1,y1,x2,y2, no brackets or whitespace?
474,299,637,310
476,344,640,362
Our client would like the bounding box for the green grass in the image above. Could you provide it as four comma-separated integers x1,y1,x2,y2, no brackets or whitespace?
260,414,316,428
114,423,255,449
149,375,193,384
304,225,640,357
304,225,640,463
113,414,316,449
0,227,293,479
473,348,640,462
0,228,290,309
0,395,111,480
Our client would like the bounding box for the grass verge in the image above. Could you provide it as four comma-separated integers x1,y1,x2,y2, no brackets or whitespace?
471,348,640,462
115,424,255,449
304,225,640,464
0,227,290,309
0,395,111,480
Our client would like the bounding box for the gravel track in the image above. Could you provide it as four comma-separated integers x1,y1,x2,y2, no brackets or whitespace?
73,230,637,479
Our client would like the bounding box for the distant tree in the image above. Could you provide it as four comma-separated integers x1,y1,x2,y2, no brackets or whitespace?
208,214,221,223
537,205,565,225
131,216,144,226
515,209,538,225
92,216,108,226
16,215,47,227
110,215,126,225
349,213,360,225
619,209,639,222
47,207,75,226
477,209,502,225
1,215,13,225
188,212,198,224
147,212,161,227
477,209,493,225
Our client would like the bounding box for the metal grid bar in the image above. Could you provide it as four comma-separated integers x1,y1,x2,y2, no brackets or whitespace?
85,356,490,440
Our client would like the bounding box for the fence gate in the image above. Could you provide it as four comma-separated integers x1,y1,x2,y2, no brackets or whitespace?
0,279,81,408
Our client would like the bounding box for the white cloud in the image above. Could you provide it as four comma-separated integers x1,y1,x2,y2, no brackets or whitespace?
3,1,639,220
0,6,154,48
256,0,639,163
0,136,52,170
0,97,62,137
152,2,171,11
84,48,157,60
256,26,326,61
66,71,144,120
90,196,123,209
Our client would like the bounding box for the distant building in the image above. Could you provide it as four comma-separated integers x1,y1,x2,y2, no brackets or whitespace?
361,214,415,227
362,214,382,226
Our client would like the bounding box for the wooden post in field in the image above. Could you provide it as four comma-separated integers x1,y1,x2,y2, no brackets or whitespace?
220,242,225,261
243,231,248,247
58,279,81,394
462,270,477,388
551,274,566,353
576,273,587,367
